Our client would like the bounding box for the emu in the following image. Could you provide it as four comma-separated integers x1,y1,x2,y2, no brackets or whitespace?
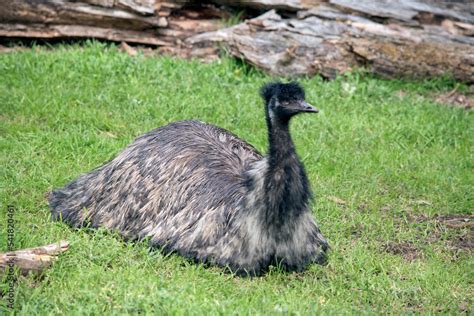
49,82,328,276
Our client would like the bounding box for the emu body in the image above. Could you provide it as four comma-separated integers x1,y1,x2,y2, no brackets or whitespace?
49,83,328,276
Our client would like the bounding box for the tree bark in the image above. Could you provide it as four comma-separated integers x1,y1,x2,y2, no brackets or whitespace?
189,6,474,82
0,0,168,30
0,241,69,276
0,0,207,46
0,0,473,81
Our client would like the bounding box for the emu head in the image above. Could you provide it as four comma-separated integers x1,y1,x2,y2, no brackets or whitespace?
260,82,318,124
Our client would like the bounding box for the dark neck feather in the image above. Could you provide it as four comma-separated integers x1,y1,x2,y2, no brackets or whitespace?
261,112,312,229
267,117,293,163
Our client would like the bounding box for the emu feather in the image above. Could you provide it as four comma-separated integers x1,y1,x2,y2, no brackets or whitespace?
49,82,328,276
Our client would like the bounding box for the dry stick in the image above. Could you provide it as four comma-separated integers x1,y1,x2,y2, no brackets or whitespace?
0,241,69,276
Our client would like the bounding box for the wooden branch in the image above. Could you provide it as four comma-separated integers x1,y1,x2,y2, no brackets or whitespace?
0,241,69,276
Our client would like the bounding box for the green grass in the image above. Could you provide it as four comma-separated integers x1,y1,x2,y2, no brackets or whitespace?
1,42,473,314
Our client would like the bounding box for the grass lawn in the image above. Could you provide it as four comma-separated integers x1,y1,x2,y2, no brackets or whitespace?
0,42,472,314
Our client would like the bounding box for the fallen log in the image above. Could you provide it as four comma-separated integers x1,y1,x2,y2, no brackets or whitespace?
0,0,473,81
189,7,474,82
0,0,209,46
0,0,168,31
0,241,69,276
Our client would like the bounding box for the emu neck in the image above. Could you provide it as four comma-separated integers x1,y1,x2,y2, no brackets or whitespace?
248,116,311,230
268,118,293,162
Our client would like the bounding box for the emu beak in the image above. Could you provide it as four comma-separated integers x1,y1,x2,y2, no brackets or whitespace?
300,101,319,113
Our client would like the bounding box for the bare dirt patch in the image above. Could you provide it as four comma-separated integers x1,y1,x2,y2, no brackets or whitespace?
382,242,420,261
379,211,473,259
411,214,473,252
432,87,474,110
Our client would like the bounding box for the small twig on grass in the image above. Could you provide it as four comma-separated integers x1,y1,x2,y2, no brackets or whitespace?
0,241,69,276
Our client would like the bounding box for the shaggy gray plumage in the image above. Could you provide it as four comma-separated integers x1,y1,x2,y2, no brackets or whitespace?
49,82,329,276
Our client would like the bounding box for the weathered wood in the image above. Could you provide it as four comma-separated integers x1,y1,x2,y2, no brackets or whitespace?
189,7,474,82
0,0,473,81
329,0,474,25
0,0,169,45
209,0,322,11
0,0,223,46
0,0,167,30
0,23,171,45
0,241,69,276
